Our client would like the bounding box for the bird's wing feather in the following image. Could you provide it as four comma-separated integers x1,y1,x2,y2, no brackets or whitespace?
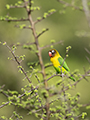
58,57,70,71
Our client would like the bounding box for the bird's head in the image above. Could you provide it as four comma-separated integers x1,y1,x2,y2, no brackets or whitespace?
48,49,59,57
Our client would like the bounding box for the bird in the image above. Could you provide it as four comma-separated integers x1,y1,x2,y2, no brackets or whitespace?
48,49,75,81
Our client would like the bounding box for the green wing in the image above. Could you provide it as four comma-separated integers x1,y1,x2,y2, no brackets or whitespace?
58,57,70,72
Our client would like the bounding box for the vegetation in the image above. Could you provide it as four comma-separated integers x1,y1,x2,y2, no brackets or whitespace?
0,0,90,120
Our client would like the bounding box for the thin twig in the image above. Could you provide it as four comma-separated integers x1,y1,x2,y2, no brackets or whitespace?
5,43,32,83
85,48,90,54
41,40,63,50
15,24,32,29
0,84,5,90
46,74,62,82
37,28,49,38
34,11,56,24
0,18,29,22
86,56,90,64
82,0,90,27
10,42,35,47
57,0,83,11
6,5,25,9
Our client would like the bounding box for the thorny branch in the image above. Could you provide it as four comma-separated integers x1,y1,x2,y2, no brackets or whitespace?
23,0,50,119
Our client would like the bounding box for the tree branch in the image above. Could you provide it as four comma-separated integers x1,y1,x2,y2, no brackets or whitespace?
4,42,32,83
41,40,63,50
57,0,83,11
0,18,29,22
23,1,50,119
82,0,90,27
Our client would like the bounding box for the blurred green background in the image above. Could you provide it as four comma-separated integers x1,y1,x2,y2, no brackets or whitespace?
0,0,90,119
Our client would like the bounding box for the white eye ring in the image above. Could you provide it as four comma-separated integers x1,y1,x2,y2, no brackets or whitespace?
52,50,54,53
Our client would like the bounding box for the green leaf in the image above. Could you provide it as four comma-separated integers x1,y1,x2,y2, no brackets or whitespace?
48,9,56,13
37,17,41,20
50,39,56,43
9,118,13,120
3,42,6,45
82,112,87,119
43,12,48,18
40,118,43,120
1,116,7,120
79,6,83,10
86,105,90,109
35,113,39,118
50,45,53,48
18,1,23,5
29,111,32,115
6,4,10,9
31,1,34,4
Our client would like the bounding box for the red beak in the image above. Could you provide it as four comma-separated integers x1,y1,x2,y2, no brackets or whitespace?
48,52,52,57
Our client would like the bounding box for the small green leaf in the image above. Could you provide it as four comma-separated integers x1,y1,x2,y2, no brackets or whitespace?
66,54,68,57
35,113,39,118
37,17,41,20
43,12,48,18
6,4,10,9
3,42,6,45
79,6,83,10
82,112,87,119
50,45,53,48
86,105,90,109
18,1,22,4
29,111,32,115
16,42,20,45
27,5,30,9
50,39,56,43
37,7,40,10
1,116,7,119
31,1,34,4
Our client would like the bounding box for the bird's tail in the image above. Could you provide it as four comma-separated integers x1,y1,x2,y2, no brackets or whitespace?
69,76,75,81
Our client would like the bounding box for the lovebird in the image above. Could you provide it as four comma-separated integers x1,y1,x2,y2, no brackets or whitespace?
48,49,75,81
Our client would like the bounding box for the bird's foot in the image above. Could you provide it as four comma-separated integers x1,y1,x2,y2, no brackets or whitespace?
61,73,65,78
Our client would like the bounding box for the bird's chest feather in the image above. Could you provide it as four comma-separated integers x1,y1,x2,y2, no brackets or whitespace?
50,56,61,67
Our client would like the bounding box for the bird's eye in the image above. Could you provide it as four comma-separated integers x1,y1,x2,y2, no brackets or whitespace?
52,50,55,54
